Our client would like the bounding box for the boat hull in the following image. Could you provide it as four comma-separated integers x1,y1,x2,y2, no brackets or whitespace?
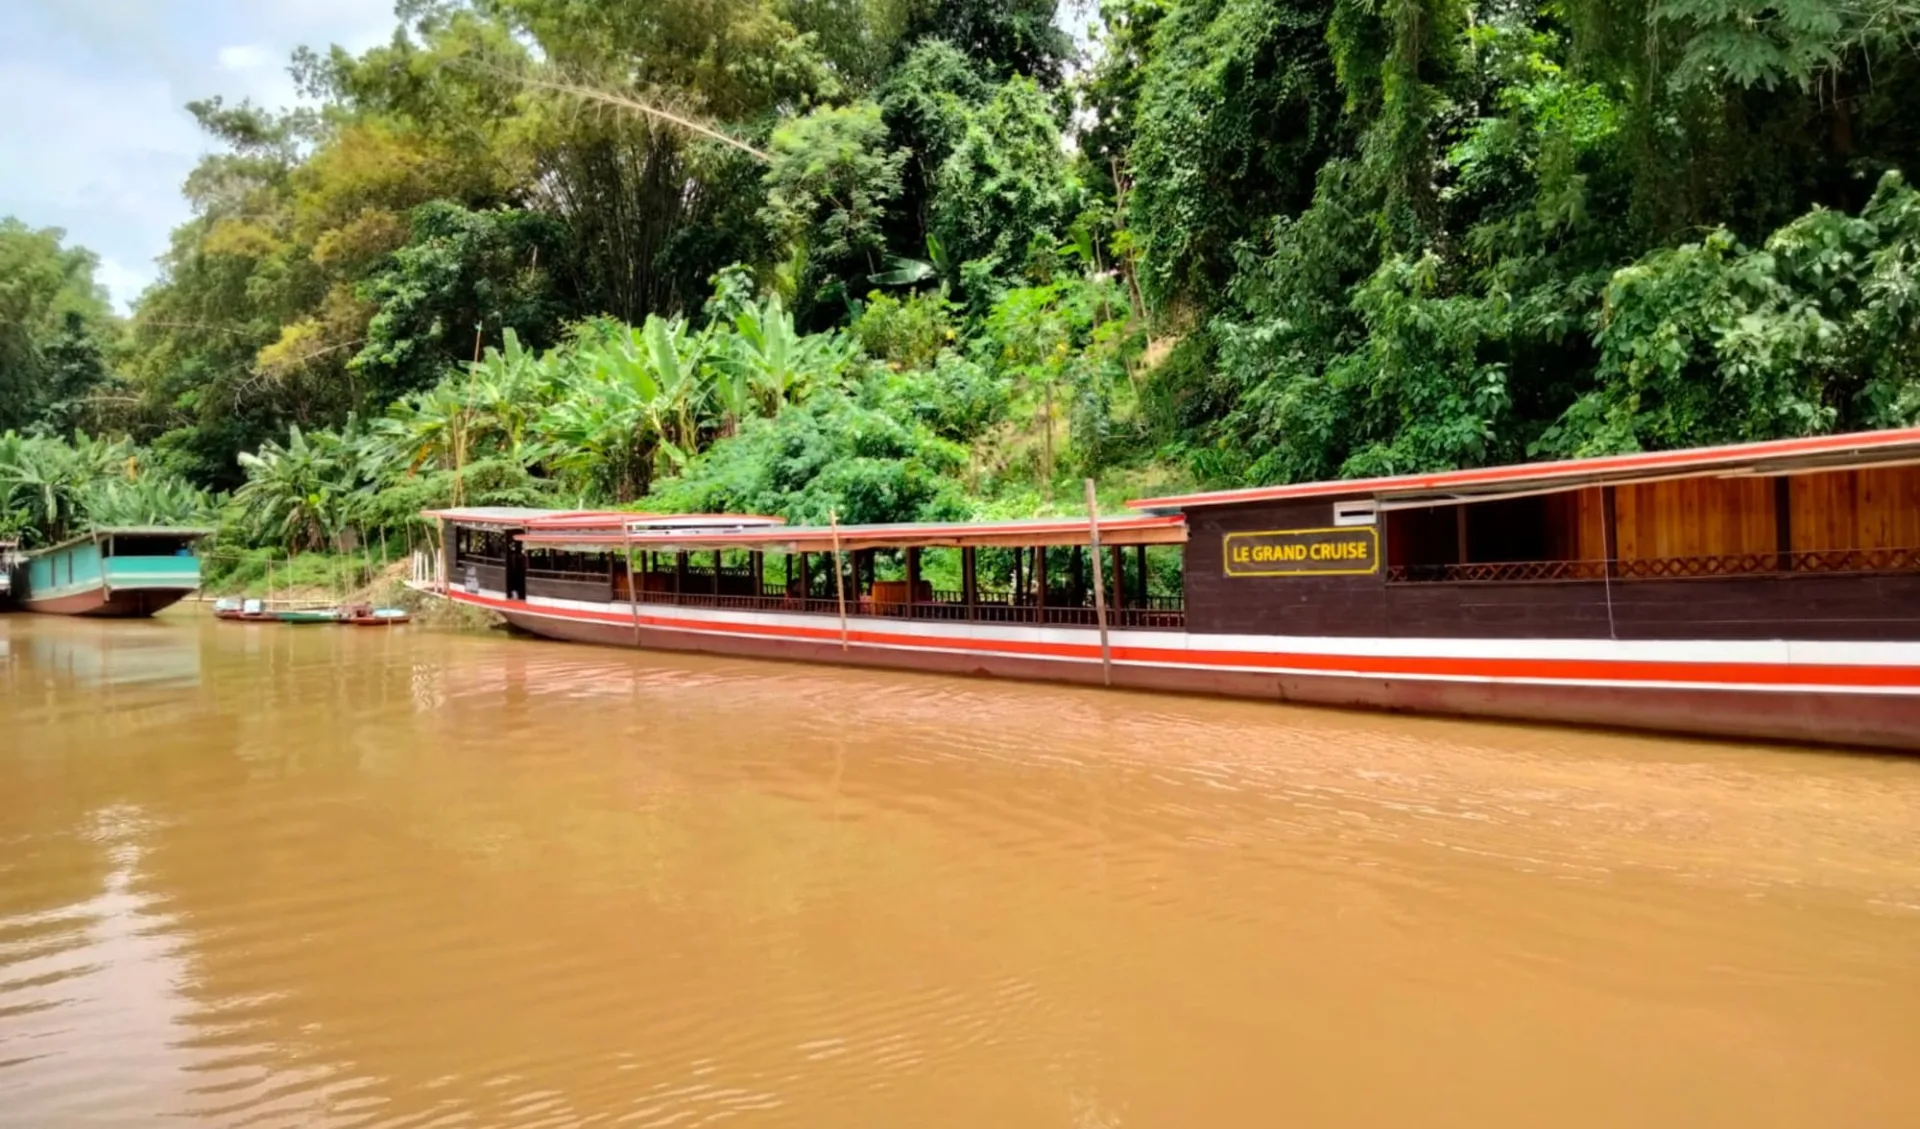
441,589,1920,752
22,585,193,618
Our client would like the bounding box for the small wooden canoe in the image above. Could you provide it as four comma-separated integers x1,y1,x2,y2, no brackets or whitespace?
275,608,341,625
342,606,410,626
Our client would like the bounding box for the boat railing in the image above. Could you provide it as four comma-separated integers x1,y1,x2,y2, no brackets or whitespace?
1386,546,1920,584
632,585,1187,628
527,565,618,583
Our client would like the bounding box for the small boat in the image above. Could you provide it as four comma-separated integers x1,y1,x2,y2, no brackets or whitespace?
274,607,341,625
214,598,278,622
341,605,410,626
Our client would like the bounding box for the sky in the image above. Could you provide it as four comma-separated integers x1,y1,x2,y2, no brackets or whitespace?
0,1,1103,315
0,0,403,311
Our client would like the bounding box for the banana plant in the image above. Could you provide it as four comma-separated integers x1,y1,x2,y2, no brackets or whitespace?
640,315,706,462
725,296,857,416
234,425,350,552
0,430,129,544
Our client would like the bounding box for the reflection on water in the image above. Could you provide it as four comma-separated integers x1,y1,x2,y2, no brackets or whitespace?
3,613,1919,1128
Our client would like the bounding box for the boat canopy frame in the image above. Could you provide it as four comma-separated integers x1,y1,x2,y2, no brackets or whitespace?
516,514,1188,554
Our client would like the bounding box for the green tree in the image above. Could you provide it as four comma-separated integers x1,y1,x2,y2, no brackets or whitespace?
354,202,578,403
0,220,118,433
762,102,910,308
1127,0,1344,306
900,0,1071,85
928,76,1078,304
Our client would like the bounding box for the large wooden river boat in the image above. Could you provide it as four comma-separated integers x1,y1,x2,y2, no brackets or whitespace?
423,429,1920,750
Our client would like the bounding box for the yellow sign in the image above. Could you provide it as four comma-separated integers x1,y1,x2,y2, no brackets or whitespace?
1224,527,1379,577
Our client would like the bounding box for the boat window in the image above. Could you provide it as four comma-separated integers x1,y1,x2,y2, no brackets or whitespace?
454,527,509,565
111,535,189,557
1387,495,1578,582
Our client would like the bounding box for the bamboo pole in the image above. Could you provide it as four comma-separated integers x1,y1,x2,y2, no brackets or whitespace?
1084,478,1113,687
829,508,849,651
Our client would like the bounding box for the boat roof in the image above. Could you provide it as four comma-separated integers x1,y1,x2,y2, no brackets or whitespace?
423,506,626,527
527,512,785,532
92,525,216,537
1128,426,1920,511
520,514,1188,552
425,507,784,531
24,527,213,556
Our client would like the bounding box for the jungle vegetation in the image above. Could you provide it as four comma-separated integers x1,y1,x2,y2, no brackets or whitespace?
6,0,1920,564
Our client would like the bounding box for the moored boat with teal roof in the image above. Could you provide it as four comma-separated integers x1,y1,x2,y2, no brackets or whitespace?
11,527,212,617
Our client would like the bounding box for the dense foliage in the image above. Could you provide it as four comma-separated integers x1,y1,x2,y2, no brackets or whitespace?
4,0,1920,559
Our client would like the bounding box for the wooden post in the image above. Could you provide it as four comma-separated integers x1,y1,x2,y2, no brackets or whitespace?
711,549,722,596
829,509,849,650
962,546,977,621
798,551,810,599
625,525,640,644
1085,479,1113,687
1135,543,1149,605
1035,545,1048,622
1600,485,1620,640
905,546,920,616
1454,506,1470,566
1071,544,1085,607
1774,476,1793,572
675,550,688,597
1111,545,1125,611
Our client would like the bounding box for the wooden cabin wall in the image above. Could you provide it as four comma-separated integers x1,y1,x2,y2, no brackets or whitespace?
1183,497,1388,635
1181,491,1920,641
1790,465,1920,551
1546,488,1608,562
1612,477,1776,560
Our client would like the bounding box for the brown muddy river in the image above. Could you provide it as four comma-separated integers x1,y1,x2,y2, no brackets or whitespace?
3,613,1919,1128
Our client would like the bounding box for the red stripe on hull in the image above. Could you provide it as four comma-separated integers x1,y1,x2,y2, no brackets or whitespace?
451,589,1920,692
485,601,1920,752
23,587,191,618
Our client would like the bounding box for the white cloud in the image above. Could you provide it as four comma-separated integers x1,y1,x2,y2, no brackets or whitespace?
95,257,152,311
216,44,271,71
0,0,403,313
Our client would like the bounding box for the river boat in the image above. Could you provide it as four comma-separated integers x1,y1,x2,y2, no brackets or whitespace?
9,527,211,617
421,431,1920,751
